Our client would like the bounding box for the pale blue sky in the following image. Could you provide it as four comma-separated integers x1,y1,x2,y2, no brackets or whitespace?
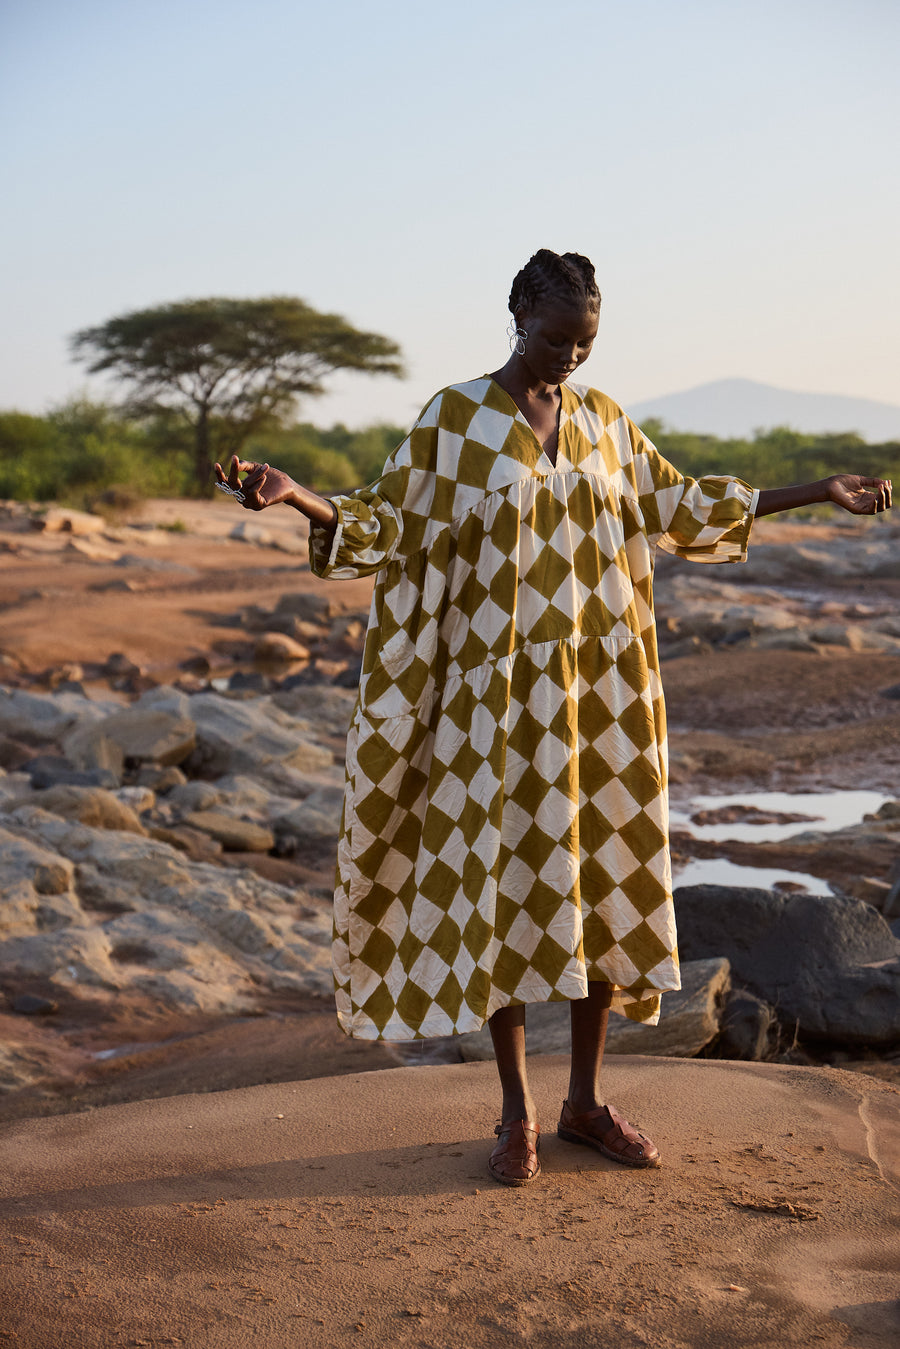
2,0,897,429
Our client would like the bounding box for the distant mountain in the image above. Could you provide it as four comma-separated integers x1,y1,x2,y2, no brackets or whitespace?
627,378,900,442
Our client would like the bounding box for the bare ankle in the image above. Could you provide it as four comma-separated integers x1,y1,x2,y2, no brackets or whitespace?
501,1094,538,1124
564,1091,604,1116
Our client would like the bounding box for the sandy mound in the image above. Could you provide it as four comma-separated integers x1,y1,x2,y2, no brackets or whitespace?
1,1056,898,1348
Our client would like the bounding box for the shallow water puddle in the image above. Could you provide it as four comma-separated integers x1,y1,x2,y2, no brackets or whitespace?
670,788,890,894
670,788,889,843
672,857,832,894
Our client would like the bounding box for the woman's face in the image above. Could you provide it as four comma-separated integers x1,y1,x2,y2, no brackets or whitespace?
517,299,599,386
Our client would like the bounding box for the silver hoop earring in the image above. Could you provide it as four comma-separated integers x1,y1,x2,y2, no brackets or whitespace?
507,317,527,355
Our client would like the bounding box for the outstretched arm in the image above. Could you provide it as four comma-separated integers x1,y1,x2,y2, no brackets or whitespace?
214,455,338,541
755,474,892,518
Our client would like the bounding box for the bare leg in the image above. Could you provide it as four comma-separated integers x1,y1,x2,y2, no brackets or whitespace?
489,1004,537,1124
487,1004,541,1184
566,980,612,1113
560,981,660,1166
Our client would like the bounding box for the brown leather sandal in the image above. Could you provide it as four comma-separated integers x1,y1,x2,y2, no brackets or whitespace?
488,1119,541,1186
557,1100,661,1168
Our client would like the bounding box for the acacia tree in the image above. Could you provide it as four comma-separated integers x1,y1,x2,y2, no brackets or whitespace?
71,296,405,494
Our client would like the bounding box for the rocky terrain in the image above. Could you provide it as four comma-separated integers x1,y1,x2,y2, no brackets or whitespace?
0,498,898,1118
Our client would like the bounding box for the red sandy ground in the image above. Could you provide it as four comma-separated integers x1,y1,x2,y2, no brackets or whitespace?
1,503,899,1347
1,1057,898,1348
0,502,898,1121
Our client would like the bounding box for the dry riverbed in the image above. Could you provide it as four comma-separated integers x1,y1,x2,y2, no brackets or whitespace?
0,498,898,1119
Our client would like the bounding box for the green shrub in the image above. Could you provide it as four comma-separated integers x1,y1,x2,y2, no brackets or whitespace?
1,401,895,513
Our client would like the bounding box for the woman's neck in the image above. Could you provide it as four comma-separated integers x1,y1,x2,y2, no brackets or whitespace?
489,355,559,404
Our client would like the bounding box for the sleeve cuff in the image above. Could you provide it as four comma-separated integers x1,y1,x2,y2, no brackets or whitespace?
309,512,344,578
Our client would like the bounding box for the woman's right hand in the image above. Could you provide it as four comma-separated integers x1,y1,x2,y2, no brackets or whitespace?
214,456,299,511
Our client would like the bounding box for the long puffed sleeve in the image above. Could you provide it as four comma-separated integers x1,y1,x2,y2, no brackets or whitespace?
309,463,409,579
308,396,443,580
633,428,758,564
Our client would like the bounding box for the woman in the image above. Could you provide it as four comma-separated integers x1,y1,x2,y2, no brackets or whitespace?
216,249,892,1187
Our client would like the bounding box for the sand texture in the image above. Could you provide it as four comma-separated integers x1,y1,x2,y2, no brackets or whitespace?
1,1055,898,1348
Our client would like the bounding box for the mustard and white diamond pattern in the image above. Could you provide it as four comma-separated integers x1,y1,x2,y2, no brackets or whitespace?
312,377,757,1041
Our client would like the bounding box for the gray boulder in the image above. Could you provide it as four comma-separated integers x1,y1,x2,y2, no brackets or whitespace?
273,592,335,623
230,520,276,547
0,689,118,744
0,827,77,936
274,786,345,844
60,722,126,779
754,630,821,654
133,685,193,718
164,780,224,813
186,691,333,777
273,685,358,737
809,623,899,651
21,753,118,790
0,807,333,1015
674,884,900,1046
738,542,853,585
884,874,900,922
210,774,291,815
78,707,197,766
718,989,778,1061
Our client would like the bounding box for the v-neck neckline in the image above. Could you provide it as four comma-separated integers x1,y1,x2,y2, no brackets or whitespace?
485,374,571,469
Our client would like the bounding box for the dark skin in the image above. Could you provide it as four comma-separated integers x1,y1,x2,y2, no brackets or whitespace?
216,293,893,1142
489,298,600,465
487,300,893,1127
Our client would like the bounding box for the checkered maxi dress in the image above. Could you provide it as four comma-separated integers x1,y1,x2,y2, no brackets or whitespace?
309,377,758,1041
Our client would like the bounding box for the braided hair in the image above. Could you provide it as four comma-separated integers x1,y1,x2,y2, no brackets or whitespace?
509,249,601,318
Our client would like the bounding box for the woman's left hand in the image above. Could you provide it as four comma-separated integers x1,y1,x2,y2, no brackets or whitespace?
214,456,299,510
826,474,893,514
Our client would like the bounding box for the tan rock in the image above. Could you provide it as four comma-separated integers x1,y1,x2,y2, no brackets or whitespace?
14,785,147,834
0,1015,92,1093
34,507,106,535
114,786,156,815
32,861,72,895
148,824,224,861
135,765,187,792
165,780,224,813
183,810,275,853
281,741,335,773
848,877,892,908
253,632,311,664
289,619,330,644
0,688,112,744
46,663,86,690
64,537,122,562
0,927,122,990
0,827,76,926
